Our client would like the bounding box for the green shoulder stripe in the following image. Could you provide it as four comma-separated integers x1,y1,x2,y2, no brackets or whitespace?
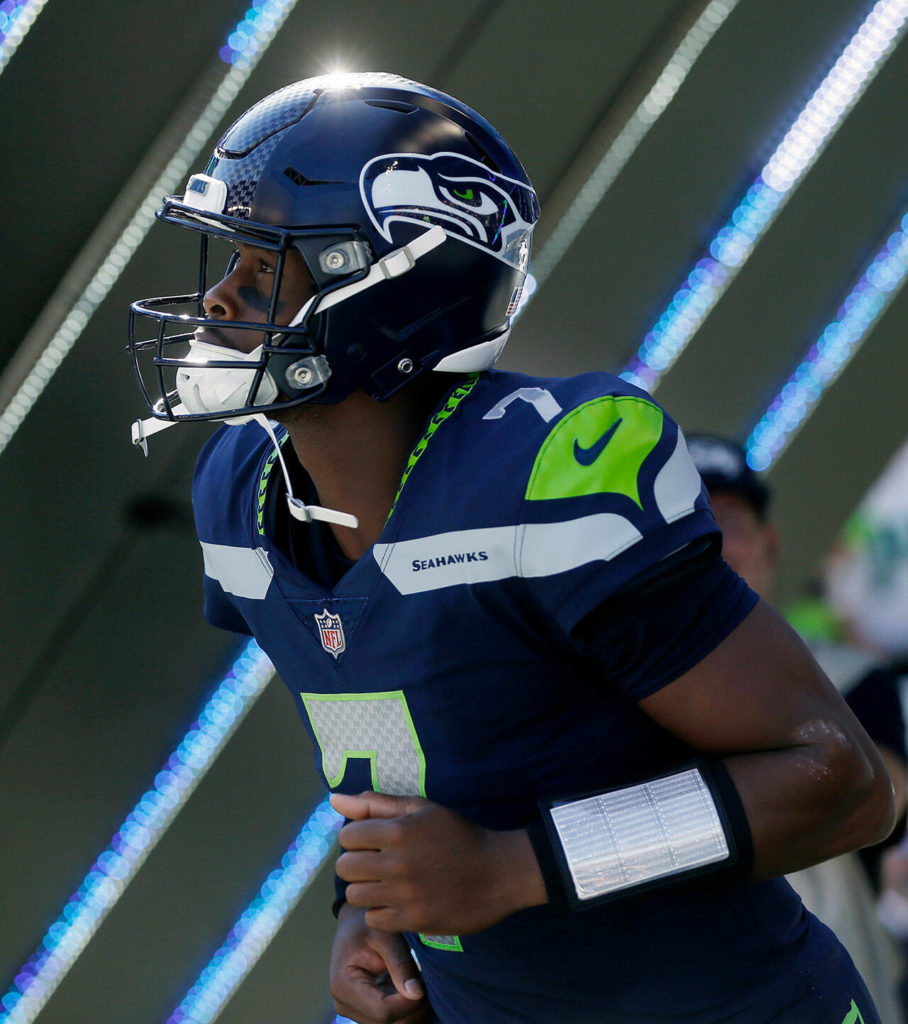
525,395,663,507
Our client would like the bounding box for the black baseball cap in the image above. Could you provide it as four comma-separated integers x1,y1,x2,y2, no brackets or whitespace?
687,435,771,518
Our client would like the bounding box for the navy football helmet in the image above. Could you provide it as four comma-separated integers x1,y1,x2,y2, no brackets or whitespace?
129,72,540,436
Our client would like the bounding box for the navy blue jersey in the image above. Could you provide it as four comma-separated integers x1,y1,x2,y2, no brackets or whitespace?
193,370,878,1024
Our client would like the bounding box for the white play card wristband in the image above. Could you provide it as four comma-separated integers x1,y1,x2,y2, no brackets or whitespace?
530,759,752,910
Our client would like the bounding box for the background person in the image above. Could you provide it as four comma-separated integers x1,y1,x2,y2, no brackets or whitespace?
689,434,908,1024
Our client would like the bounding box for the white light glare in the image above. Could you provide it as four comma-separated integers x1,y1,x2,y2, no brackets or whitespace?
0,0,50,76
621,0,908,393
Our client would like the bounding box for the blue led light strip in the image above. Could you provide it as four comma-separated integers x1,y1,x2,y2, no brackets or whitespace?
167,798,343,1024
220,0,285,64
621,0,908,393
0,641,275,1024
0,0,301,459
533,0,740,288
0,0,49,75
746,208,908,471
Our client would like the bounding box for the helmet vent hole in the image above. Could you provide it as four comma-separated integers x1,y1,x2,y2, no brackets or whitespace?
283,166,343,187
364,99,418,114
284,166,307,185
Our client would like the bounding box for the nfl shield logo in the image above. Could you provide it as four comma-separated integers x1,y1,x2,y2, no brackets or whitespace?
314,608,346,658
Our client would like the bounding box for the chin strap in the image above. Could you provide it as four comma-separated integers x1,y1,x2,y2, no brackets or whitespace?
130,402,251,456
131,407,184,456
130,409,358,528
253,415,359,530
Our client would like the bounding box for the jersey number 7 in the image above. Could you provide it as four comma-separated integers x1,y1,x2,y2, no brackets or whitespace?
301,689,462,952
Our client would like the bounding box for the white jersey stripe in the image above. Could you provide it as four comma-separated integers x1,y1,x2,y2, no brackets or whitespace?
201,542,274,600
653,429,704,524
373,513,645,596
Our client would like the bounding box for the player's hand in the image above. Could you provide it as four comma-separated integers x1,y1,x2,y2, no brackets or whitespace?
330,902,433,1024
330,791,547,936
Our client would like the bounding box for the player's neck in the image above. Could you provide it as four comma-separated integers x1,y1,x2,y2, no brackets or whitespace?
281,380,451,560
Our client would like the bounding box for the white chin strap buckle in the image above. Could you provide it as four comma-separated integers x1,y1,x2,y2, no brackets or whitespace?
131,407,186,456
314,225,446,314
255,416,358,530
286,496,358,529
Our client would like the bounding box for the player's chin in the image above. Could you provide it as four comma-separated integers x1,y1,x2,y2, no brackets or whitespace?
269,393,325,427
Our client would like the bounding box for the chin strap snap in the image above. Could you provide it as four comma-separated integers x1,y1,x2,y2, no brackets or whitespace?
254,415,359,530
131,407,185,456
312,224,446,315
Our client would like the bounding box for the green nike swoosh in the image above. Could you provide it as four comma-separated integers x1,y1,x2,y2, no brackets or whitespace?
572,418,623,466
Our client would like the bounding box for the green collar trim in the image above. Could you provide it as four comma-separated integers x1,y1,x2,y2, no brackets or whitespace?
387,374,479,522
254,375,479,537
257,429,291,537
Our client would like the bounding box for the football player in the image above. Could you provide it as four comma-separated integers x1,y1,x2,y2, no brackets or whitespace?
129,73,895,1024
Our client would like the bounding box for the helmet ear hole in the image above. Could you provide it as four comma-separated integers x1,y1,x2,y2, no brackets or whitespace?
317,240,372,277
346,343,366,363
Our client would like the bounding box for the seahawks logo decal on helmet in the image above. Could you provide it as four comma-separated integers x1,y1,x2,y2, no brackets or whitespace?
360,151,536,269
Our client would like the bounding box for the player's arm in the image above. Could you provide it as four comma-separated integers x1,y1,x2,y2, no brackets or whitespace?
529,546,896,907
638,598,895,881
531,593,894,910
332,598,895,935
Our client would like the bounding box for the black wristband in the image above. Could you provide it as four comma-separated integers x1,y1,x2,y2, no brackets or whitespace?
699,756,754,882
526,818,569,909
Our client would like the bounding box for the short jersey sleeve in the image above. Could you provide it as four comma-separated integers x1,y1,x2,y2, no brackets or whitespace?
572,546,759,701
192,423,262,638
203,573,253,635
512,381,719,635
